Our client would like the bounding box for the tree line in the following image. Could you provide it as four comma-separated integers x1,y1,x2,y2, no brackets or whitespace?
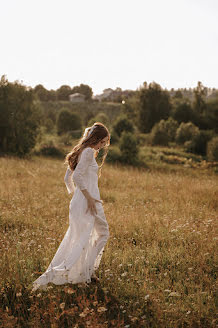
0,75,217,161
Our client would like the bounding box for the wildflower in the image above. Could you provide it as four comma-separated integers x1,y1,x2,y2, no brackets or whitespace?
97,306,107,312
60,302,65,310
144,294,150,300
121,272,128,277
169,292,180,297
16,292,22,297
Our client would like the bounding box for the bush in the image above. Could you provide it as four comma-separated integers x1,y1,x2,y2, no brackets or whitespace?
137,133,151,146
113,115,135,137
207,136,218,161
105,146,122,163
119,132,139,164
175,122,200,144
38,140,64,158
57,109,82,135
110,128,119,145
88,112,109,127
150,120,169,146
184,130,214,156
150,118,178,146
0,76,40,156
172,101,195,124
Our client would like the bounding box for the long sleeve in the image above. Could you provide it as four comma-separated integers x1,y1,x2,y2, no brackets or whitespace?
64,167,75,194
72,147,94,191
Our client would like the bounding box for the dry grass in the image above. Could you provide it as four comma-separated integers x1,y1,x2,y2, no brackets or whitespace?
0,155,217,327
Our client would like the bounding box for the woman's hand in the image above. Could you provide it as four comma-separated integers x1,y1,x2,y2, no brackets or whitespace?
81,189,102,216
85,196,102,215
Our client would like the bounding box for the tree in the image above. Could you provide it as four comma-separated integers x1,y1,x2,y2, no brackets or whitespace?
112,115,135,137
71,84,93,101
119,132,139,164
57,109,82,135
56,85,72,101
193,81,207,114
150,118,178,146
171,101,195,124
175,122,200,144
138,82,172,133
0,75,40,155
34,84,50,101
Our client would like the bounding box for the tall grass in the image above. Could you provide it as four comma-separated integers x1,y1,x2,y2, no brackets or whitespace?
0,156,217,327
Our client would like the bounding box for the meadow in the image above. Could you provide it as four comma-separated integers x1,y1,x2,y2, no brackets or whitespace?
0,155,217,327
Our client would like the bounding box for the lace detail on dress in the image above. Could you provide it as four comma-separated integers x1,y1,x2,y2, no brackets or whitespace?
64,167,75,194
72,147,94,191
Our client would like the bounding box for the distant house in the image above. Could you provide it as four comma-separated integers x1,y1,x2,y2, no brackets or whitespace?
93,88,135,102
69,93,85,103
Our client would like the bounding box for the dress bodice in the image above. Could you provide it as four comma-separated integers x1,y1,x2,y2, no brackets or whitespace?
64,147,100,199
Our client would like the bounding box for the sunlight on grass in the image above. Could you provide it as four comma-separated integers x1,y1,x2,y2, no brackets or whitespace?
0,156,217,327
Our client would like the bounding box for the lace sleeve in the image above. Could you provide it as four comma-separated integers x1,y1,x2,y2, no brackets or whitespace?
72,147,93,191
64,167,75,194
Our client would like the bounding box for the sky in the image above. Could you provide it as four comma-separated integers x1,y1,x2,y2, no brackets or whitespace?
1,0,218,95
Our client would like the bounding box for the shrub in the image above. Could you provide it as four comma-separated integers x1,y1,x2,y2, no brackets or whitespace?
150,118,178,146
184,130,214,156
175,122,200,144
105,146,121,163
0,76,40,156
172,101,195,124
57,109,82,135
88,112,109,127
207,136,218,161
113,115,135,137
39,141,64,158
110,128,119,145
137,133,151,146
119,132,139,164
150,120,169,146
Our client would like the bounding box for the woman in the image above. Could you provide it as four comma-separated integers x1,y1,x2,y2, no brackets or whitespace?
32,122,110,291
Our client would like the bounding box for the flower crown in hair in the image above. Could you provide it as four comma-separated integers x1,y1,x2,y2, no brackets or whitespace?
83,125,97,138
88,125,97,136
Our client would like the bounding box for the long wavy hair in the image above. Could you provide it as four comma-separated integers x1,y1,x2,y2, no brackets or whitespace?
64,122,110,177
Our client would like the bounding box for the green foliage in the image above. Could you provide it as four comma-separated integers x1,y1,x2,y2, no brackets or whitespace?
0,75,40,156
207,136,218,161
205,99,218,133
38,140,64,158
175,122,200,145
57,109,82,135
184,130,214,156
122,94,140,126
150,120,169,146
119,131,139,164
71,83,93,101
113,115,135,137
193,81,207,114
105,146,121,163
109,128,119,145
43,118,55,133
138,82,172,132
137,133,151,146
171,101,195,124
88,112,109,127
150,118,179,146
56,85,72,101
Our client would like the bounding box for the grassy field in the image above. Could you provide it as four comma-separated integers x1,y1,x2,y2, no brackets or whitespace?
0,155,217,327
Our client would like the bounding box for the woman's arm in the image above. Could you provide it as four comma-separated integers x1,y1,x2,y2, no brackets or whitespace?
73,147,101,215
64,167,75,194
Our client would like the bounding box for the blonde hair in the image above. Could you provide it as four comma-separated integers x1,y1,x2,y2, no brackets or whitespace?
64,122,110,177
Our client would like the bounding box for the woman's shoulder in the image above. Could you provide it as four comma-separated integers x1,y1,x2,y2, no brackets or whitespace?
79,147,94,160
82,147,94,154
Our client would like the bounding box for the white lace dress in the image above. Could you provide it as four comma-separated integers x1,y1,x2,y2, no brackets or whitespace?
32,147,109,290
